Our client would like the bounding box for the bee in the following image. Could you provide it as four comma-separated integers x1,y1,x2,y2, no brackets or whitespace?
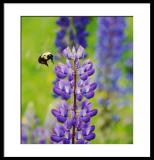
38,52,54,67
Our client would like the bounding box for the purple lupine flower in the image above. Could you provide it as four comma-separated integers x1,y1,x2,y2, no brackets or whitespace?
51,46,97,144
21,104,54,144
21,104,40,144
55,17,90,52
24,104,40,129
51,101,69,123
51,124,71,144
53,17,90,98
54,63,68,79
21,125,28,144
31,109,56,144
32,127,49,144
56,17,70,27
73,17,89,48
95,17,132,107
53,80,72,100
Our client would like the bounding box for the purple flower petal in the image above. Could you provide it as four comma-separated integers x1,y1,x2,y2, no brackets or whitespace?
75,116,82,129
88,109,98,117
62,93,70,100
65,120,73,130
55,64,68,78
63,47,72,59
58,126,65,137
85,133,95,141
77,94,82,101
82,125,95,136
72,117,76,126
68,74,73,81
84,63,93,72
85,91,94,99
56,71,66,79
90,125,95,132
63,138,70,144
66,59,72,68
51,109,60,117
81,100,91,110
80,73,88,80
39,139,46,144
53,87,62,95
76,45,84,59
76,139,85,144
51,135,62,143
57,115,67,123
82,116,90,123
87,68,95,76
90,82,97,91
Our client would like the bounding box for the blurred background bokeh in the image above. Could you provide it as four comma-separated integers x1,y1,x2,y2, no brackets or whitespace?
21,16,133,144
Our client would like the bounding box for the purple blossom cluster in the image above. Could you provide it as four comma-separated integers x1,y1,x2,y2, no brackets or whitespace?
21,124,28,144
55,17,89,52
21,105,53,144
96,17,132,107
32,127,49,144
96,17,126,89
51,46,97,144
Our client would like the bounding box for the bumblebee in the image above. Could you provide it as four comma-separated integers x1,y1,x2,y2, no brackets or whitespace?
38,52,54,67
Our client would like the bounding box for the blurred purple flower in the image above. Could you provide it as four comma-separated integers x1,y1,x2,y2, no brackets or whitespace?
56,17,70,27
55,17,90,52
21,125,28,144
32,127,49,144
95,17,132,107
21,104,54,144
112,114,120,122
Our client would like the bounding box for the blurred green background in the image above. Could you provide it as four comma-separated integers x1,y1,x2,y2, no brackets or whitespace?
21,16,133,144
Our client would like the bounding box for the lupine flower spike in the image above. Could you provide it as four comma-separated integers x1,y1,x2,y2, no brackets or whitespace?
96,17,132,107
51,46,97,144
55,17,90,52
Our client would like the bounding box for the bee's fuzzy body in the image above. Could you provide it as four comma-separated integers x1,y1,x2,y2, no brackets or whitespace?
38,52,54,66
